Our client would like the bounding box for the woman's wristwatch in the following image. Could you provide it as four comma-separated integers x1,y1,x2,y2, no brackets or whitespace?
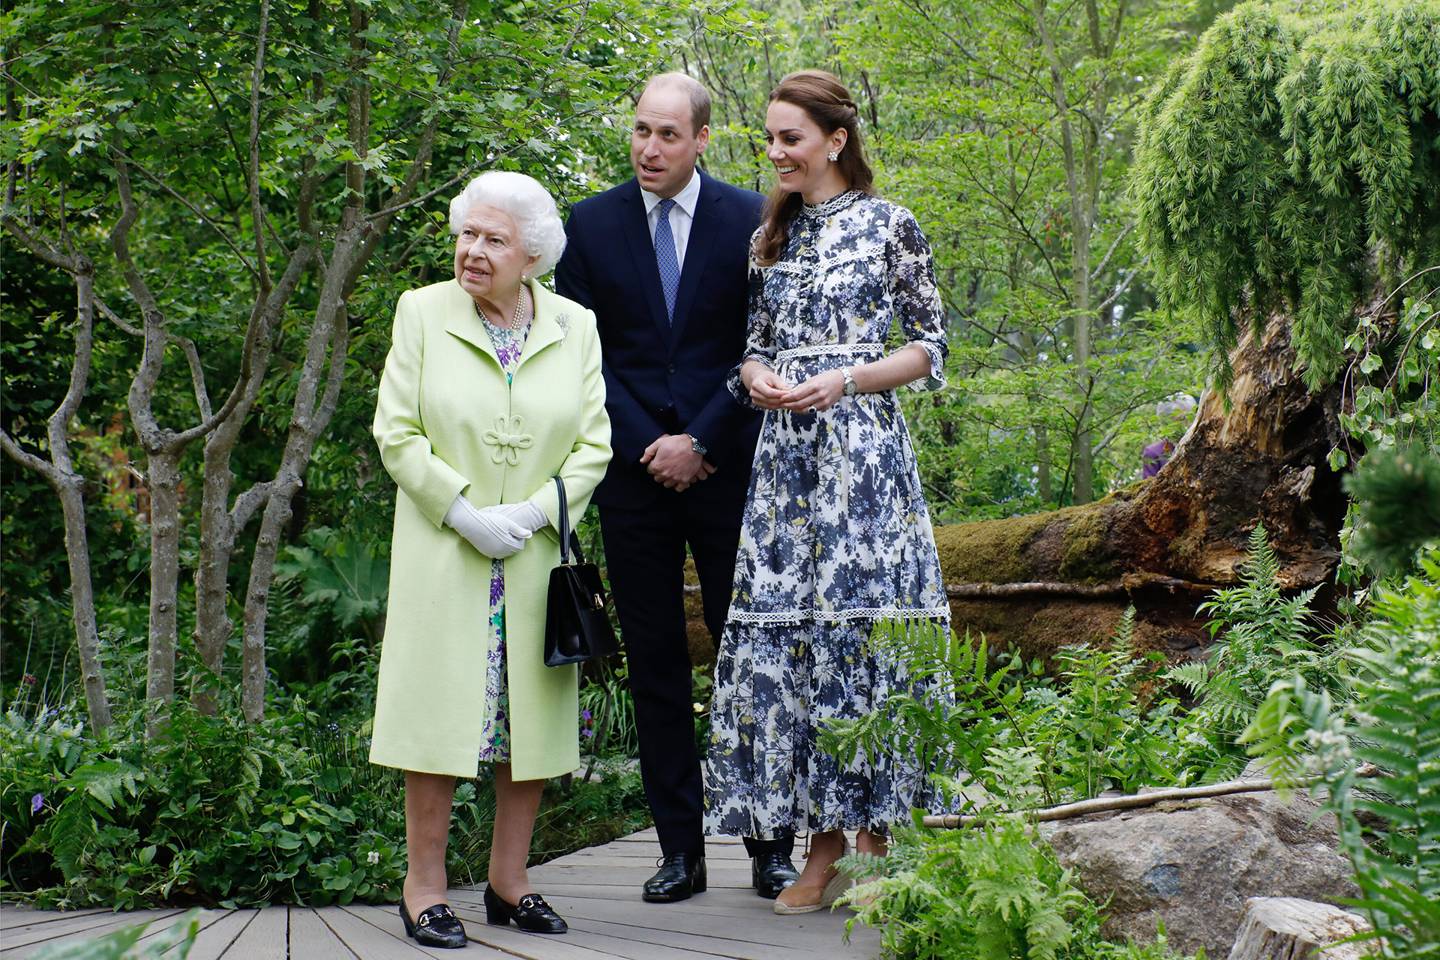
841,367,859,397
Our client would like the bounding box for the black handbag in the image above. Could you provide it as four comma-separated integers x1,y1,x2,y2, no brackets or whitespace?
544,476,619,667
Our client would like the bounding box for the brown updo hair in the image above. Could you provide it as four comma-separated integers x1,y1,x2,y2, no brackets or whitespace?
753,70,875,266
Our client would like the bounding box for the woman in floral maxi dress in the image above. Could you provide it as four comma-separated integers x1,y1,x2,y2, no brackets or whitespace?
703,70,952,915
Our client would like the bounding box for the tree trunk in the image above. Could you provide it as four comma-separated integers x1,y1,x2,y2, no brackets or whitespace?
1226,898,1371,960
936,314,1347,662
57,477,111,732
240,275,354,722
0,232,114,733
144,448,182,734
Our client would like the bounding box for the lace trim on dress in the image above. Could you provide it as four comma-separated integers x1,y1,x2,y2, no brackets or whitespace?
799,189,865,220
775,343,887,362
727,606,952,625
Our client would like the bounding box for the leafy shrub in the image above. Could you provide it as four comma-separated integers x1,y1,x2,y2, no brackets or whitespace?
1242,549,1440,958
1167,524,1336,780
822,612,1187,810
840,753,1203,960
2,701,407,908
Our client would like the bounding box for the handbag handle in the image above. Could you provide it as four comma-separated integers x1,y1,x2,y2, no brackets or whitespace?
552,475,585,565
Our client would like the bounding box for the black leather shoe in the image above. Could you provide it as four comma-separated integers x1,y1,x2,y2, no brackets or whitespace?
399,899,468,948
642,852,707,903
752,851,801,899
483,885,567,934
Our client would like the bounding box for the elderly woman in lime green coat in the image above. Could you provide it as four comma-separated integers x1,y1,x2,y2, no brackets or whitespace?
370,171,610,946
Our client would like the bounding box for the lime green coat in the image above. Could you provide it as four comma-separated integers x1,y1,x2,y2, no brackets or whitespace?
368,278,611,781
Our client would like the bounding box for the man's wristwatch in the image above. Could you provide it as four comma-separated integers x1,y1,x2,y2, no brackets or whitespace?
687,434,708,456
841,367,859,397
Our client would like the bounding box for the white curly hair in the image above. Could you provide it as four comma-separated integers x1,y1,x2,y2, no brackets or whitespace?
448,171,567,277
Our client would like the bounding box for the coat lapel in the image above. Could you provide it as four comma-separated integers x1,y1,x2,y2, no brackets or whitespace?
516,280,567,372
668,171,720,347
618,180,672,341
442,281,501,368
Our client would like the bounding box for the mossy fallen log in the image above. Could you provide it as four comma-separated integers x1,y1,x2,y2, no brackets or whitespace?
938,313,1346,663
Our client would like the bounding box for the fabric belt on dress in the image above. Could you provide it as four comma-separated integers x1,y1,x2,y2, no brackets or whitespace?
774,343,886,363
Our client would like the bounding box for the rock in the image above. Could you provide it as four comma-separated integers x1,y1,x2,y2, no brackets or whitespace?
1227,897,1371,959
1044,764,1358,956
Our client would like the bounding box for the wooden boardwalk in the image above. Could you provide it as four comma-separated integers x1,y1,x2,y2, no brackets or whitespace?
0,829,881,959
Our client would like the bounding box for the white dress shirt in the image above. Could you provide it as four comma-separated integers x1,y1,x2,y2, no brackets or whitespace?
640,169,702,271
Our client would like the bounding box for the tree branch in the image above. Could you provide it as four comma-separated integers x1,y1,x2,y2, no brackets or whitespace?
923,765,1379,828
249,0,272,293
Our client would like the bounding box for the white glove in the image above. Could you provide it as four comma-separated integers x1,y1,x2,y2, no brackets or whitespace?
494,501,549,535
443,495,530,558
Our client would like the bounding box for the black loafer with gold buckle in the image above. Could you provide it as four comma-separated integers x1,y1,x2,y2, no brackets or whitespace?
399,899,468,948
484,885,568,934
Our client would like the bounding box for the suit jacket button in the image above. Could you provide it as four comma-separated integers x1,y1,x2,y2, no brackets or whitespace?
667,364,676,375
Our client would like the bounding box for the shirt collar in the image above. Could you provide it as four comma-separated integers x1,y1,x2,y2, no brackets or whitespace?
640,168,702,219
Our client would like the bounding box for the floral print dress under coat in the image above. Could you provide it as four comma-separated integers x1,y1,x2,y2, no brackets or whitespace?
704,190,951,840
475,308,532,764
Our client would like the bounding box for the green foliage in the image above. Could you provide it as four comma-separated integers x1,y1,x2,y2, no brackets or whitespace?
579,659,639,760
1132,0,1440,391
1344,445,1440,577
29,910,201,960
1242,549,1440,958
1,679,652,907
822,614,1186,813
843,816,1092,960
1167,525,1331,776
2,700,407,907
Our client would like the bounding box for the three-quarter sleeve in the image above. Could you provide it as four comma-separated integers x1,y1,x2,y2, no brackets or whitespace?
372,290,471,528
727,240,778,409
887,207,948,391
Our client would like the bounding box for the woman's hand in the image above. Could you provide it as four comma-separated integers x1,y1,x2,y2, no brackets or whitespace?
779,369,845,413
743,360,792,410
444,495,530,558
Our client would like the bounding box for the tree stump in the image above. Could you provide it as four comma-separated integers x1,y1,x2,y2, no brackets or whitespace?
936,313,1348,663
1226,897,1371,960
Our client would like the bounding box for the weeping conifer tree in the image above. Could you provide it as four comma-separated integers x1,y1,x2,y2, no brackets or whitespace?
936,0,1440,660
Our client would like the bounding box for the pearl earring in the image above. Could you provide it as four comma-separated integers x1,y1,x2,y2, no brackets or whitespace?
827,150,840,162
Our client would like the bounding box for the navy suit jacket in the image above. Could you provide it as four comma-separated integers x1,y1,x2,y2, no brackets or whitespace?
556,171,764,508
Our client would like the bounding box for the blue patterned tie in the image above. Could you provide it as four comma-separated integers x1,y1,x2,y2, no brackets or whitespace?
654,198,679,323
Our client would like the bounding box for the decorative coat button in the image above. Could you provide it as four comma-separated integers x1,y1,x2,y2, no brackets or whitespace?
481,414,533,465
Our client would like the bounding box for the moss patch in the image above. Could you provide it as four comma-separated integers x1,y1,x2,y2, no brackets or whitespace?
1058,502,1121,583
935,511,1057,584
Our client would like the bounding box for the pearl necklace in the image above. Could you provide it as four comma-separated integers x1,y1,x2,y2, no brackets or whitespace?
476,285,529,329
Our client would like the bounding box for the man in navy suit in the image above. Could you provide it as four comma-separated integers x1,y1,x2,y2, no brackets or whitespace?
556,73,798,903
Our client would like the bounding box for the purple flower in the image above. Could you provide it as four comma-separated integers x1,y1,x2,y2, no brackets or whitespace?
489,576,504,606
582,728,595,739
581,709,592,722
31,793,43,814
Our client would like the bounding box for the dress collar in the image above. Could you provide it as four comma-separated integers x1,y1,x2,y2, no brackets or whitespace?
800,188,865,220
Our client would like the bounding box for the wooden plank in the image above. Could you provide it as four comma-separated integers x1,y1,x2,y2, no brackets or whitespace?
166,910,256,960
517,925,740,960
0,909,182,955
541,896,872,953
288,908,361,960
0,907,110,931
524,865,755,889
217,906,286,960
316,905,440,960
552,915,841,960
350,903,625,960
332,904,531,959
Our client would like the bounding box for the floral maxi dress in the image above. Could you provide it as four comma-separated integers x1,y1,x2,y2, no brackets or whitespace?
704,191,952,840
474,309,533,764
